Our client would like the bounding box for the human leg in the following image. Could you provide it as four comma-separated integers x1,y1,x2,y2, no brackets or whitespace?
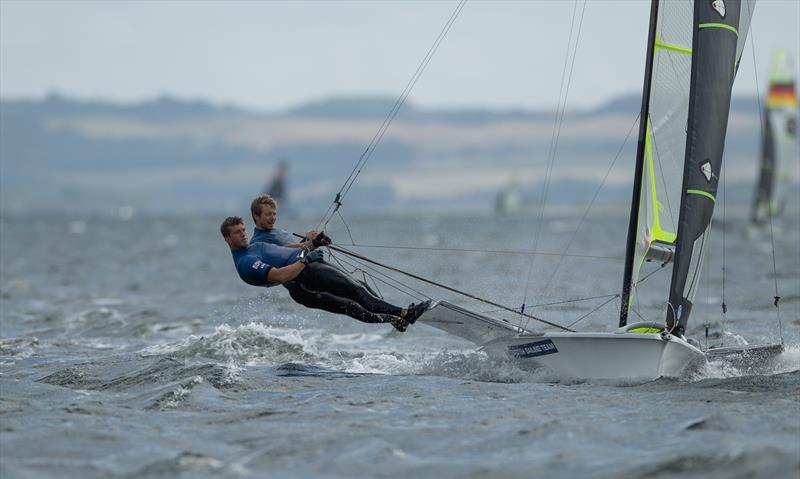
283,281,406,330
297,263,404,316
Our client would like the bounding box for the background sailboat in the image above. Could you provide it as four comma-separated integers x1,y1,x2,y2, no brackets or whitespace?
263,159,289,204
751,49,799,225
495,178,522,216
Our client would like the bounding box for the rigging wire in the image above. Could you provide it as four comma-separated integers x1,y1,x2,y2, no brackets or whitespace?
566,294,619,329
538,113,640,298
720,149,730,347
336,210,356,245
628,261,668,320
316,0,467,232
746,1,784,344
327,243,574,331
299,232,431,301
520,0,587,326
342,242,622,261
480,292,619,316
334,235,617,331
330,249,430,301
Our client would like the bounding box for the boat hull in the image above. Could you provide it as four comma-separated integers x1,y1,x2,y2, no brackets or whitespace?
418,301,707,382
481,332,706,381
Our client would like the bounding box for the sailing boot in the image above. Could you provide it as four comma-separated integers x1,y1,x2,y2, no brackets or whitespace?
403,300,432,324
383,315,409,333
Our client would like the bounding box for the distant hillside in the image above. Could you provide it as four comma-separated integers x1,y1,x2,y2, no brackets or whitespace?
0,93,789,217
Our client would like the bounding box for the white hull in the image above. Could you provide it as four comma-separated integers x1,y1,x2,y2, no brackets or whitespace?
418,301,706,382
481,332,705,381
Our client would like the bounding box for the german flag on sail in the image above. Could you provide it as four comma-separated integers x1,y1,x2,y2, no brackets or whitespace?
766,83,797,108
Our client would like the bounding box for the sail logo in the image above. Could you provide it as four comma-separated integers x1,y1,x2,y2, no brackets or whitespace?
508,339,558,359
676,304,683,320
711,0,726,18
700,160,713,183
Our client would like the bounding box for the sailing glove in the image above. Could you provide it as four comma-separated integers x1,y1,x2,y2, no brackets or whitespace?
312,232,332,247
302,249,324,265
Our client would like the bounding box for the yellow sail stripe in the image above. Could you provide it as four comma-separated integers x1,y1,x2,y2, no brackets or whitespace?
698,23,739,36
645,121,677,243
687,189,716,201
654,36,692,56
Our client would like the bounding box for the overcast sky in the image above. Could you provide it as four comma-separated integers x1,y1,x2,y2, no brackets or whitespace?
1,0,798,112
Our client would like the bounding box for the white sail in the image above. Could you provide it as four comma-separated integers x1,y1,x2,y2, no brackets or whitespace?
629,1,694,307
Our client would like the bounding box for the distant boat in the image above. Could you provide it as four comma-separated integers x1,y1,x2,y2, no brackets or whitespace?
751,50,798,225
263,159,288,203
495,178,522,215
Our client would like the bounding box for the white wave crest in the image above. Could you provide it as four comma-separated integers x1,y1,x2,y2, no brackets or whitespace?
138,322,323,367
696,342,800,380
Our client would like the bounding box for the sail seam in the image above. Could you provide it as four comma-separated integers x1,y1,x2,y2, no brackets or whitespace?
698,23,739,36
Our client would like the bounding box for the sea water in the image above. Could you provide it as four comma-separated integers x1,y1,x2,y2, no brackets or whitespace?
1,212,798,478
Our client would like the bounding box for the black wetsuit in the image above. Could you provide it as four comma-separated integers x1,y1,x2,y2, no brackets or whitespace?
284,262,402,323
232,241,401,324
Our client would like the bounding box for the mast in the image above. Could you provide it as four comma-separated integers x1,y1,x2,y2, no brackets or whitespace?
619,0,660,328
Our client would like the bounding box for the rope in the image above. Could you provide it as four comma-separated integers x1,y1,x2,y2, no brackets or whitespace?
316,0,467,231
746,2,784,344
539,113,640,297
627,261,667,319
330,249,429,301
336,210,356,245
343,242,621,261
325,242,574,332
520,0,586,326
480,292,619,315
720,149,728,346
566,295,619,329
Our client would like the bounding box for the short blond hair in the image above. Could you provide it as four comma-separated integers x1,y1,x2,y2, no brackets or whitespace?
250,194,277,221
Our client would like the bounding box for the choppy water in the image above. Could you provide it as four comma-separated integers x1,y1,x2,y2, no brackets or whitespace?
1,212,798,478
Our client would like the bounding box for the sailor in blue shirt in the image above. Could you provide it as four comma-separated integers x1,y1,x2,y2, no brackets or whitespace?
232,240,303,287
222,215,429,332
250,194,315,248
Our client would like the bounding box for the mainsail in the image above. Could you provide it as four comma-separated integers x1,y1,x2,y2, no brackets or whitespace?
751,50,799,224
621,0,754,332
666,0,754,335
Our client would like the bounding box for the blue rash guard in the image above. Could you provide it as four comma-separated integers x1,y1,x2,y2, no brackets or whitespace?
251,227,294,247
231,242,303,287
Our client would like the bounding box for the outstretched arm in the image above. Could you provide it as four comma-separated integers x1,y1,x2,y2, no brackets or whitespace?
267,262,306,283
285,230,320,250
